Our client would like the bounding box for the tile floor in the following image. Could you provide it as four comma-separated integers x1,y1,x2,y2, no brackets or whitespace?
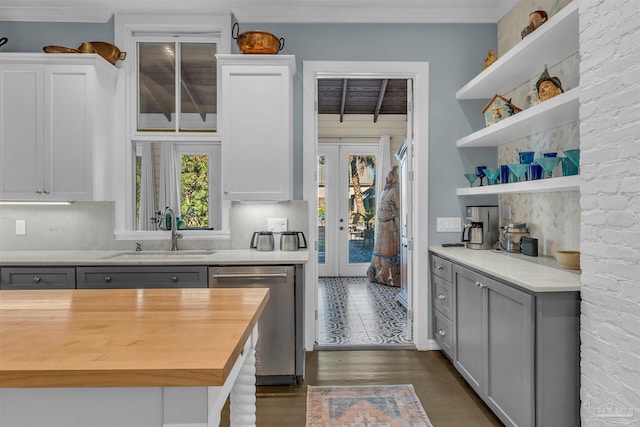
316,277,413,349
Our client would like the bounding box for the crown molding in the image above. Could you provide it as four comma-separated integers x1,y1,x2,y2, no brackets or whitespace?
0,7,113,23
1,0,519,24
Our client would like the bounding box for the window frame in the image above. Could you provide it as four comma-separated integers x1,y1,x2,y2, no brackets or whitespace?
174,142,221,231
113,14,231,239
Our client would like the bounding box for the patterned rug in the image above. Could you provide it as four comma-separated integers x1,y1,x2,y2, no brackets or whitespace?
306,384,432,427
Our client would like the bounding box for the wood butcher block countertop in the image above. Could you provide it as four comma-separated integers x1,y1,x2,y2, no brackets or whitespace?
0,288,269,388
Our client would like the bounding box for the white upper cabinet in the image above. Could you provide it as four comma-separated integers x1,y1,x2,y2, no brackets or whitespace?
217,54,296,201
0,53,117,201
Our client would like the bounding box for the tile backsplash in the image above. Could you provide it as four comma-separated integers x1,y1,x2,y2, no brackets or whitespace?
230,201,309,249
0,202,120,251
0,201,309,251
494,0,580,257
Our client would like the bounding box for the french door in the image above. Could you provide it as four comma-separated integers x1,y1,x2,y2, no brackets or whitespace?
318,144,378,277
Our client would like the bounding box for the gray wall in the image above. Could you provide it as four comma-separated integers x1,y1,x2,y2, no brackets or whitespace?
236,22,498,246
1,19,497,247
0,18,114,52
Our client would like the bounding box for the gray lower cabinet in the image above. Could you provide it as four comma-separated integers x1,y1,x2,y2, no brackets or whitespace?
1,267,76,289
430,252,580,427
431,254,455,359
76,266,208,289
454,264,534,427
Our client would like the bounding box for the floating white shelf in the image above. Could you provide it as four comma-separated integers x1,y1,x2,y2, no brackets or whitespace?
456,88,579,148
456,175,580,196
456,1,578,100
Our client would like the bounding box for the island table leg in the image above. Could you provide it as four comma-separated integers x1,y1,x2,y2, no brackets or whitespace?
230,347,257,427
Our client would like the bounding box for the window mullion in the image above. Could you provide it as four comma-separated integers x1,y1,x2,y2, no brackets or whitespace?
175,41,181,133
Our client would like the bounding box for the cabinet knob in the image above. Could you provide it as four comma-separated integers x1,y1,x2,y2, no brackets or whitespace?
171,276,178,282
33,276,41,283
475,281,481,287
105,276,111,282
35,190,42,194
438,329,446,337
43,190,50,195
437,293,446,300
436,265,443,271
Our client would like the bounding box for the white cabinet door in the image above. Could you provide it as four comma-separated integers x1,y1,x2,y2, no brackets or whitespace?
44,65,93,200
0,54,116,201
217,55,295,201
0,64,44,198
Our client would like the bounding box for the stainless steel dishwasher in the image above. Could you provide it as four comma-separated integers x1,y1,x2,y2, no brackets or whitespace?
209,265,296,384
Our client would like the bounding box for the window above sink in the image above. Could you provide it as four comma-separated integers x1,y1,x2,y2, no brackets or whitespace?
113,14,232,238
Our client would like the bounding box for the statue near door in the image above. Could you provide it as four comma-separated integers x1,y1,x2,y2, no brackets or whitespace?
367,166,401,287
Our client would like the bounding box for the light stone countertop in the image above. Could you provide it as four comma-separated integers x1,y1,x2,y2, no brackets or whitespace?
0,249,309,266
429,246,580,293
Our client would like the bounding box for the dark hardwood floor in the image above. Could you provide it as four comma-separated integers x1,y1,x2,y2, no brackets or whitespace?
222,349,503,426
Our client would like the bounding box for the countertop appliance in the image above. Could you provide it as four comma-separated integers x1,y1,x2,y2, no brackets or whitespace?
209,265,299,385
280,231,307,251
495,223,530,253
250,231,274,251
462,206,499,250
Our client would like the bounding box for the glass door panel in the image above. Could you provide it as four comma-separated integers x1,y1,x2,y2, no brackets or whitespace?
318,144,377,277
345,154,377,269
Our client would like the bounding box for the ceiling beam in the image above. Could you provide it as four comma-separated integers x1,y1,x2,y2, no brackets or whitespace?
163,61,207,122
139,75,174,122
339,79,348,123
373,79,388,123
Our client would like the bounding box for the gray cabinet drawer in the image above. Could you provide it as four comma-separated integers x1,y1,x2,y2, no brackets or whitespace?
1,267,76,290
432,274,453,320
76,266,208,289
431,254,452,282
434,308,454,359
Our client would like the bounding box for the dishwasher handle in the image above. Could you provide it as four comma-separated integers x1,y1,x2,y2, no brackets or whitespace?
211,272,287,279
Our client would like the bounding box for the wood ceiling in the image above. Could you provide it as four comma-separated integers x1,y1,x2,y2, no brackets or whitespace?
317,78,407,122
138,44,408,123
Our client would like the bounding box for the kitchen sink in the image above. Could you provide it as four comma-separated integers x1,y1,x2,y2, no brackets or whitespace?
101,250,216,260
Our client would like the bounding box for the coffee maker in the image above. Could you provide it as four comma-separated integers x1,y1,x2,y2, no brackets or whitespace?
461,206,499,250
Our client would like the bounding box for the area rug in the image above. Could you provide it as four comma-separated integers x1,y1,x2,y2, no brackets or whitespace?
306,384,433,427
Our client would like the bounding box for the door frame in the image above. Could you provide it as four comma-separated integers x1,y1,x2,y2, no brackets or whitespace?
303,61,431,351
318,143,380,277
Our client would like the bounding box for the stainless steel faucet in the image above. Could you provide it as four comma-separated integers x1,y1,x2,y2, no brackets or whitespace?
159,207,183,251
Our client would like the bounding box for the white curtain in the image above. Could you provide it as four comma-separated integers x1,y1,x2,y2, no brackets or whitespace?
159,143,181,216
376,135,392,204
138,143,157,230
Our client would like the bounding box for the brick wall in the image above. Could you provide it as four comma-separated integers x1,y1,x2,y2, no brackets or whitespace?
579,0,640,424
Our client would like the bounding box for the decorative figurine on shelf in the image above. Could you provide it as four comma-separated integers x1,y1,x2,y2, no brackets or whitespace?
482,94,522,126
482,49,499,71
536,65,564,102
521,10,548,39
526,81,540,108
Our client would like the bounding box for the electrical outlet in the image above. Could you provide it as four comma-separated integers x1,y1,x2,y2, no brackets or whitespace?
502,204,512,220
267,218,288,232
436,217,461,232
16,220,26,235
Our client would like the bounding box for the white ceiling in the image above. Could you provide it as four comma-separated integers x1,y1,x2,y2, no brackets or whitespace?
0,0,518,24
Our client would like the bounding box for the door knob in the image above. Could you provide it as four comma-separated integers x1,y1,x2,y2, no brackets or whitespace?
33,276,41,283
339,226,344,230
